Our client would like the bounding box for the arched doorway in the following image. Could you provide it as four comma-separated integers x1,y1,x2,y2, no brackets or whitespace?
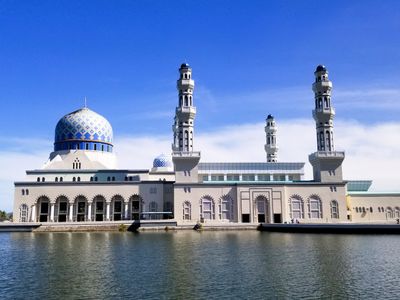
55,196,69,222
111,195,124,221
255,195,268,223
93,195,106,221
37,196,50,222
129,195,142,220
75,195,88,222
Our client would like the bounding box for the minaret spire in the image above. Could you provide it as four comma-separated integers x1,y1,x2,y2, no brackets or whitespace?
172,63,201,184
265,114,278,162
172,63,196,152
312,65,335,151
309,65,345,183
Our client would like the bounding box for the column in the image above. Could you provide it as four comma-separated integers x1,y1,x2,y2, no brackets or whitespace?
31,205,36,222
50,203,55,222
124,203,129,220
87,202,92,221
69,203,74,222
106,203,110,221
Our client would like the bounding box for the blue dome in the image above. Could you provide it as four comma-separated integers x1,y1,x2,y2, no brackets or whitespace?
54,108,113,152
153,154,172,168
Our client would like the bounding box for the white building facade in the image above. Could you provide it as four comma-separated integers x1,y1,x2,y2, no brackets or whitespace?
13,64,400,225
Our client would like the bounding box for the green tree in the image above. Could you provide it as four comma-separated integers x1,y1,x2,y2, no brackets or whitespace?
0,210,6,221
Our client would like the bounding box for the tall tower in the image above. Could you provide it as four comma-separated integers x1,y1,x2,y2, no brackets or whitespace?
172,63,196,152
312,65,335,151
264,114,278,162
309,65,345,182
172,63,201,183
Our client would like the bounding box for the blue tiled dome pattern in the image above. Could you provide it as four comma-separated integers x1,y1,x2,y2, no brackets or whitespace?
55,108,113,144
54,108,114,152
153,154,172,168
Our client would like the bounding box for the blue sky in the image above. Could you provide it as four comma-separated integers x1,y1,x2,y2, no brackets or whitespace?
1,1,400,211
1,0,400,141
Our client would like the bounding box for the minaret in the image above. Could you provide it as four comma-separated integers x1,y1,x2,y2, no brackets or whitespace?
264,114,278,162
172,63,201,183
309,65,345,183
172,63,196,152
312,65,335,151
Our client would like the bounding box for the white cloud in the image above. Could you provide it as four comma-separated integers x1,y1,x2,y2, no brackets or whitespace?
1,119,399,212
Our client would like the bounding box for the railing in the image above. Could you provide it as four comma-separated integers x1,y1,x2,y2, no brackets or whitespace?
172,151,201,157
311,151,345,158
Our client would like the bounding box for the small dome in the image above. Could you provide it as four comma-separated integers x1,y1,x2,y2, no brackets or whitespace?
153,154,172,168
180,63,190,69
54,107,113,152
267,114,274,120
315,65,327,72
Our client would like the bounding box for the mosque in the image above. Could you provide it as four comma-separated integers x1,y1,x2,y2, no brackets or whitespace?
13,64,400,225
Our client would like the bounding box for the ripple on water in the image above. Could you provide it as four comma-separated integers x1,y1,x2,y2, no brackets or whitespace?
1,232,400,299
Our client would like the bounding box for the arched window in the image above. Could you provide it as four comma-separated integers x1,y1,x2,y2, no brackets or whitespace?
77,177,81,182
289,195,304,219
356,207,359,213
386,207,394,219
19,204,29,222
55,177,58,182
86,143,89,150
219,195,233,221
107,177,110,181
21,189,25,196
112,176,115,181
308,196,322,218
101,145,104,151
183,201,191,220
200,196,215,220
330,200,339,219
185,95,188,106
73,177,76,182
256,195,268,223
94,177,98,182
60,177,63,182
37,177,40,182
395,207,400,218
94,144,97,151
26,189,29,195
90,177,93,182
42,177,45,182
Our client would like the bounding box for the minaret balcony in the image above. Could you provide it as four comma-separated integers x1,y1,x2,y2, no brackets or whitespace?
176,106,196,118
313,107,335,121
312,81,332,93
177,79,195,89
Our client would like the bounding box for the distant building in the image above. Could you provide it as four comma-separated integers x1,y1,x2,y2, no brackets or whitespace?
13,64,400,224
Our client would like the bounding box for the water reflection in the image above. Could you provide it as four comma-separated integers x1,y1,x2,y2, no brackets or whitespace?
1,231,400,299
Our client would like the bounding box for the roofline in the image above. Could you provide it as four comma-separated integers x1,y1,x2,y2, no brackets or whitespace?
26,169,150,175
15,180,175,187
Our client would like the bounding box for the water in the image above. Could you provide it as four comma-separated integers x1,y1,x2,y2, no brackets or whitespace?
0,231,400,299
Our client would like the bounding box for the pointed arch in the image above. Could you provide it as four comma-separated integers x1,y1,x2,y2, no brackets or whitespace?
308,194,322,219
200,195,215,220
288,194,304,220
